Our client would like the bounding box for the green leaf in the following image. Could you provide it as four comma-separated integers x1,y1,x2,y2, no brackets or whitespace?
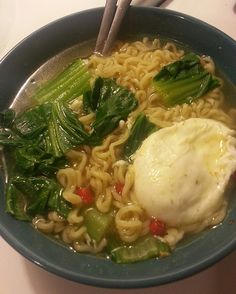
83,77,104,113
7,176,71,219
91,78,138,138
0,109,16,128
14,103,51,139
47,188,71,219
0,128,26,147
15,144,68,176
153,52,221,107
48,102,91,157
6,179,30,221
123,114,158,160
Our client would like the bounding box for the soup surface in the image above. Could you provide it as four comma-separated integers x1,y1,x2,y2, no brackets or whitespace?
1,37,236,263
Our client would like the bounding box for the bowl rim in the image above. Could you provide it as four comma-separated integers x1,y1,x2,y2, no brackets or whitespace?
0,6,236,289
1,6,235,64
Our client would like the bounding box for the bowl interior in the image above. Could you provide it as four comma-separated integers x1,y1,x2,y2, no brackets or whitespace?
0,6,236,288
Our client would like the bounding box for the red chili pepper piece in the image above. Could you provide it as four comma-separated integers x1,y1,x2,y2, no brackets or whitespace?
75,187,94,204
149,217,166,236
115,182,124,194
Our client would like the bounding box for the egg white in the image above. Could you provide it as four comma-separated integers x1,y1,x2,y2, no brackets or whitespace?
133,118,236,233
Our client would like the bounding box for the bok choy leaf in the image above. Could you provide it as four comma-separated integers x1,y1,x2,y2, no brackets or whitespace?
123,114,157,160
83,77,138,139
48,102,91,157
6,176,71,220
33,59,90,104
153,52,220,106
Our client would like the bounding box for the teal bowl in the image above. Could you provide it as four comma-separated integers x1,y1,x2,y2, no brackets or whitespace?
0,6,236,288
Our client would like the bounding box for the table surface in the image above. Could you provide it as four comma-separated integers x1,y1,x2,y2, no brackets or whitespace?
1,0,236,293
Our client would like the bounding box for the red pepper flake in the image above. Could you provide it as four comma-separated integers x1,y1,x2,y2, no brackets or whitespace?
75,187,94,205
115,182,124,195
149,217,166,236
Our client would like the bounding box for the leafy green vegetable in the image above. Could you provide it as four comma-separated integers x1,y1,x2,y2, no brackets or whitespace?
48,102,91,157
6,179,31,221
33,59,90,104
83,77,138,139
0,128,25,147
14,103,50,138
0,106,50,150
47,185,72,217
15,145,67,176
106,233,124,253
93,79,138,138
83,77,104,113
0,109,25,147
111,236,170,263
6,176,71,219
1,101,91,158
0,109,15,128
123,114,157,160
153,52,221,106
84,208,114,242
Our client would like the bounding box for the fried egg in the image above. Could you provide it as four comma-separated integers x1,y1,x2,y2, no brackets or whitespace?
133,118,236,233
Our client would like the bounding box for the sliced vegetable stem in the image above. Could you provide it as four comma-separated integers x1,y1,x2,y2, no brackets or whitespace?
34,59,90,104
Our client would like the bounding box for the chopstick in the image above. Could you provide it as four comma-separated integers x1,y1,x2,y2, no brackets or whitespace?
95,0,132,55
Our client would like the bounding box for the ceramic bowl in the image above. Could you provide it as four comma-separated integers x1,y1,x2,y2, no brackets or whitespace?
0,6,236,288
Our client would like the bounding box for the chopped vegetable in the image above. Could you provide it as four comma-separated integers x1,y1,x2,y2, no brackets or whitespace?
0,108,69,176
0,109,15,128
83,77,104,113
33,59,90,104
106,233,124,253
15,144,67,176
47,102,91,157
0,128,26,147
75,187,94,204
153,52,221,106
84,208,114,242
83,77,138,139
111,236,170,263
114,182,124,195
123,113,157,160
149,218,166,236
0,101,90,158
5,179,31,221
6,176,71,220
14,103,50,138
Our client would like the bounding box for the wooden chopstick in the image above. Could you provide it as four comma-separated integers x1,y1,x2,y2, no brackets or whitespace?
95,0,132,55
